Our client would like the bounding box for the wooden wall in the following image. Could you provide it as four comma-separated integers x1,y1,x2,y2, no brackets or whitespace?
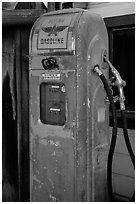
2,4,59,201
2,28,18,201
88,2,135,18
2,9,45,201
110,128,135,201
2,25,30,202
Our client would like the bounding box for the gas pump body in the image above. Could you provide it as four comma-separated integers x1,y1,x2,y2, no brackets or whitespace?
29,8,109,202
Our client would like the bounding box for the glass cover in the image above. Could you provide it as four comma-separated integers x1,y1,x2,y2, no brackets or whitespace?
40,82,66,125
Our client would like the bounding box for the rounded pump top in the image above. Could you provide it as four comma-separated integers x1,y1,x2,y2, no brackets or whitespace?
29,8,107,55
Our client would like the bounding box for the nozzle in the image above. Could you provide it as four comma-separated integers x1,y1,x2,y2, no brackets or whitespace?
104,56,126,110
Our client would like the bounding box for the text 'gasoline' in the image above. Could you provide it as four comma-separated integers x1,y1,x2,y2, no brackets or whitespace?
41,37,64,45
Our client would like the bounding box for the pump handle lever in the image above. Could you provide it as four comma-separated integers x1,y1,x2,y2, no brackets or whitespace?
104,56,126,87
104,56,126,110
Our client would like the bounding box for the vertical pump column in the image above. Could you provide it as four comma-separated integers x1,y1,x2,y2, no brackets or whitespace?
29,8,109,202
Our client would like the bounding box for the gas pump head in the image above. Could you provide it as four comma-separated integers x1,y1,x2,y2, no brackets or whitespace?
29,8,109,202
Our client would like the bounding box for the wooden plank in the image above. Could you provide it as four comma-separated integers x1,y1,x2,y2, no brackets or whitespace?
88,2,134,18
112,154,134,177
109,128,135,155
2,9,46,26
109,127,135,199
109,110,135,119
108,29,114,64
104,14,135,28
47,2,56,12
15,29,22,201
2,28,19,201
116,136,134,155
20,27,30,201
3,25,31,201
15,2,45,9
47,2,61,12
73,2,88,9
112,174,134,199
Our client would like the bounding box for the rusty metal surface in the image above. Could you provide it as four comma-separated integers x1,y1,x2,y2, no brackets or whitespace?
30,65,77,201
75,10,109,201
29,9,109,201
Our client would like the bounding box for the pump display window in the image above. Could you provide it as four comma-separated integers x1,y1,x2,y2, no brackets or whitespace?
40,82,66,126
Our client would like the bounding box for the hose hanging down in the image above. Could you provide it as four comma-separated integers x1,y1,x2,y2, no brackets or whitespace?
104,56,135,201
93,65,117,201
93,63,135,202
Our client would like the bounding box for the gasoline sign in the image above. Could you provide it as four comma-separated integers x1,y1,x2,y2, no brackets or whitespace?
38,14,73,50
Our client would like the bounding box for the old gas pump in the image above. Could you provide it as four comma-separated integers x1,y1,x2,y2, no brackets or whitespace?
29,8,109,202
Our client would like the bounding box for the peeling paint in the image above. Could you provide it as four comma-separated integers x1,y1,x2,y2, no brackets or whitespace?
48,177,54,188
51,151,56,156
49,195,57,202
87,98,90,108
33,174,43,185
39,137,61,147
31,117,73,139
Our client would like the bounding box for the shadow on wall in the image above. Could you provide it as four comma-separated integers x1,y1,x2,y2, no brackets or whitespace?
2,72,18,201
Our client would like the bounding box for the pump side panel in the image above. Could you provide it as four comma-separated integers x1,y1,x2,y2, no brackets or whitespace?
76,11,109,201
30,58,77,201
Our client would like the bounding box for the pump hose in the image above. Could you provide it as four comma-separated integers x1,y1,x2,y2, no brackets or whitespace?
94,66,135,202
99,74,117,202
94,67,117,201
103,56,135,201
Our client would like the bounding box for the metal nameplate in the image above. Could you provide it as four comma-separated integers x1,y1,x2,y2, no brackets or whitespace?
38,14,73,50
42,73,61,80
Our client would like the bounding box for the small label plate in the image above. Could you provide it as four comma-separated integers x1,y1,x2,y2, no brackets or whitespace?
42,73,61,81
